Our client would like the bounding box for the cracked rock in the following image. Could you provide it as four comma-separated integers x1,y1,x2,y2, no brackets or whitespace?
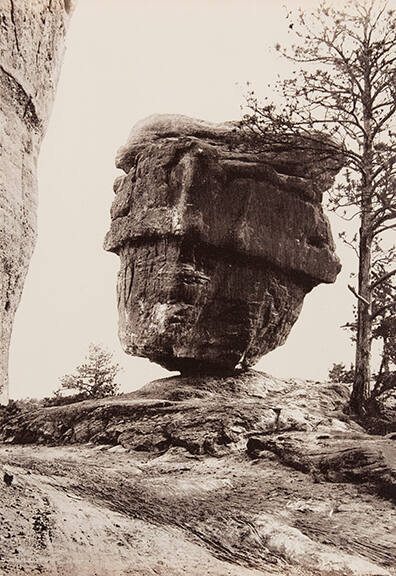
105,114,343,374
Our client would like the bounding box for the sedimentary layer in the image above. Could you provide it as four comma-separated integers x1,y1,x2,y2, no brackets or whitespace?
105,114,343,373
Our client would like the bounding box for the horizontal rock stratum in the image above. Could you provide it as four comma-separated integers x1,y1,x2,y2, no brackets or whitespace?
105,114,343,373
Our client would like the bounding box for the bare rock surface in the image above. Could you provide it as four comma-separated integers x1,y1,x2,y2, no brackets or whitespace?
0,0,74,403
104,114,343,374
1,371,394,500
0,372,395,575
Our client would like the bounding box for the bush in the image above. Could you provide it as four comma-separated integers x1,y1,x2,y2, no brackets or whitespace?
42,392,89,407
328,363,355,384
55,344,121,400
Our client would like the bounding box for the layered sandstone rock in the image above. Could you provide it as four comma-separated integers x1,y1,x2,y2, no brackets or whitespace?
0,0,74,403
105,114,343,374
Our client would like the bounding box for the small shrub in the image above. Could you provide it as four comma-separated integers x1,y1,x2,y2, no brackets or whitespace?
55,344,121,400
328,363,355,384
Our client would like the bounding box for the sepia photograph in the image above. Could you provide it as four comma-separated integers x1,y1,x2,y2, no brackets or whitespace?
0,0,395,574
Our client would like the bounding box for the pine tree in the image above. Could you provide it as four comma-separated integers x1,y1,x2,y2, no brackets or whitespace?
242,0,395,414
58,344,121,399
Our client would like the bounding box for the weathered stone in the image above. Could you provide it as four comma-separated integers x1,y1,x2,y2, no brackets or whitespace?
0,0,74,403
105,114,343,374
0,374,395,576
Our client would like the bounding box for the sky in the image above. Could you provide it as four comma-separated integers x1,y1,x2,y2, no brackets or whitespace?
9,0,360,399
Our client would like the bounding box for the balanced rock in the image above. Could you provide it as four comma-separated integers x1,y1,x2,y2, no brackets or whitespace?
104,114,342,374
0,0,75,403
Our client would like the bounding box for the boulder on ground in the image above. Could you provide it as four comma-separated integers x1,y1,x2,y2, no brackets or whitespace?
104,114,343,373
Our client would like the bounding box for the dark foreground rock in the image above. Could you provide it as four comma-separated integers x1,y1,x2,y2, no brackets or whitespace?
0,372,395,576
365,378,396,434
1,371,394,501
0,0,74,403
104,115,343,373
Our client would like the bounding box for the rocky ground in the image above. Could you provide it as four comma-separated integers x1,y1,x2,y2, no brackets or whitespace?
0,371,395,576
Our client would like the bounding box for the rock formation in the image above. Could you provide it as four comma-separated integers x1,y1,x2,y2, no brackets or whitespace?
0,0,74,403
105,114,343,374
0,373,395,576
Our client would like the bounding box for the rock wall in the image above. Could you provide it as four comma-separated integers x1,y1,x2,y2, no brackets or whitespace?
0,0,74,403
105,114,343,374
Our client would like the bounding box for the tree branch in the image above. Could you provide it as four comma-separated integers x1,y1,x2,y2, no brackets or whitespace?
370,268,396,291
372,224,396,238
348,284,370,306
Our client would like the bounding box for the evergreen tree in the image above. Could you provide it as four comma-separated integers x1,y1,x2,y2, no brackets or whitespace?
242,0,395,414
58,344,121,399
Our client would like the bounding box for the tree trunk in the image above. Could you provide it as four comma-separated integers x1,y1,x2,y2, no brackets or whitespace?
350,50,376,416
350,204,372,414
0,0,75,404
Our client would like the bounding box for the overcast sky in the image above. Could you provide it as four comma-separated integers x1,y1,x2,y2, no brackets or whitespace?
9,0,360,399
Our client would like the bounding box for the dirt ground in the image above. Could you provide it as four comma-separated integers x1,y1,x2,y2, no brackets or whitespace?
0,443,394,576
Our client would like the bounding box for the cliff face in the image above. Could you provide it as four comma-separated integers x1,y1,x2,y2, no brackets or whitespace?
0,0,74,403
105,114,343,373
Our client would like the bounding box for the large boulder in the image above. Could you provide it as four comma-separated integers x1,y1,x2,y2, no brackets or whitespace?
0,0,74,403
105,114,342,374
